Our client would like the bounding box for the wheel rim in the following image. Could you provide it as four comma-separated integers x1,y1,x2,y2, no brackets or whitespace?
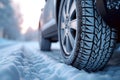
60,0,77,56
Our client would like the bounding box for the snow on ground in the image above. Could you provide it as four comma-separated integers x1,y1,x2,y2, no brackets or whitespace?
0,38,17,48
0,39,120,80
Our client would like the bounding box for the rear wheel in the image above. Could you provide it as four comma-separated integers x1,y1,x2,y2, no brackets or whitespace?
58,0,116,72
39,31,51,51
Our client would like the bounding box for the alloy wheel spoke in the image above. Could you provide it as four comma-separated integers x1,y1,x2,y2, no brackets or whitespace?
70,19,77,30
61,22,66,29
70,0,76,17
63,5,66,19
61,29,65,38
66,0,71,14
65,35,72,52
68,32,75,48
62,34,66,45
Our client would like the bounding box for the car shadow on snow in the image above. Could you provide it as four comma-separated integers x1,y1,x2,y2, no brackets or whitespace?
108,44,120,66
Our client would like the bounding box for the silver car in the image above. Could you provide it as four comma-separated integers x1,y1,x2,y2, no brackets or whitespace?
39,0,120,72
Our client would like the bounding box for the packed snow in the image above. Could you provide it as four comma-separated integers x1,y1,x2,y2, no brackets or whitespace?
0,39,120,80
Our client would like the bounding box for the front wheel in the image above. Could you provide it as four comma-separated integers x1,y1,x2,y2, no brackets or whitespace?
58,0,117,72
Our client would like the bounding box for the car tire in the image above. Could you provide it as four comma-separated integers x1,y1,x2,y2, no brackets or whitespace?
39,32,51,51
58,0,117,72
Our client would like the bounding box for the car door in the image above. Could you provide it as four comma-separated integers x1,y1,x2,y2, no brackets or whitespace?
40,0,57,38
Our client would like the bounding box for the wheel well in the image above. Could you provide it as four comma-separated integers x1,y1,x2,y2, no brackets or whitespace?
56,0,61,24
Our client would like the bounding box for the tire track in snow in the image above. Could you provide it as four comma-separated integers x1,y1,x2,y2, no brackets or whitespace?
0,43,120,80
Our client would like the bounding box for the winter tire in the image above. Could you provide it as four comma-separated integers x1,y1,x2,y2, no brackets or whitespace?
58,0,116,72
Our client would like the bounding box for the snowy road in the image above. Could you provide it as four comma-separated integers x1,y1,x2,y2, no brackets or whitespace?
0,41,120,80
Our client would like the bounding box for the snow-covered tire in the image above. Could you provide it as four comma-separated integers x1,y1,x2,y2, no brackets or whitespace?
39,32,51,51
58,0,116,72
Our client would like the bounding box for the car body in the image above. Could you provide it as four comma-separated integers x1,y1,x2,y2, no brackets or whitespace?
39,0,120,72
39,0,60,42
39,0,120,41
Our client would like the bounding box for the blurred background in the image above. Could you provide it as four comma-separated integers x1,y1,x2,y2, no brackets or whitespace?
0,0,45,41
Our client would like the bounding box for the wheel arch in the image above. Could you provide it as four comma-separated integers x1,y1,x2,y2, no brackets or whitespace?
96,0,120,28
